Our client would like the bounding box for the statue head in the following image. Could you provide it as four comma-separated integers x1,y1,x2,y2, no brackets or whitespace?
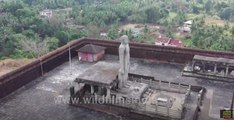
120,35,129,45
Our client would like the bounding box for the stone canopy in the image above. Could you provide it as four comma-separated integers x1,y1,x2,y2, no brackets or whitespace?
75,62,119,87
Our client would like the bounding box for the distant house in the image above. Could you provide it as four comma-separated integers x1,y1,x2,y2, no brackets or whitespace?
40,9,53,18
184,20,192,27
100,29,108,37
180,26,191,33
100,32,107,37
76,44,106,62
155,36,182,47
155,36,171,46
180,20,192,33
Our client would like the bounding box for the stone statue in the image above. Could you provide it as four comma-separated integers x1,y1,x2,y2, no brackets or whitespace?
118,35,130,89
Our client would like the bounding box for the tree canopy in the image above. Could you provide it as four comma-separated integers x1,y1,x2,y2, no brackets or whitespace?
0,0,234,59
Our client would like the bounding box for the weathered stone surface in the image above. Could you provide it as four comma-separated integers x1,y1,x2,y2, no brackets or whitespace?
0,55,233,120
118,35,130,89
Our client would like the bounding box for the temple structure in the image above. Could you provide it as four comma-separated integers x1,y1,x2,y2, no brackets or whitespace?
76,44,106,62
183,55,234,82
1,37,233,120
70,36,203,120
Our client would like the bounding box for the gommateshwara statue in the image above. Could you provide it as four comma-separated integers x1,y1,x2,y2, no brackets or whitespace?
118,35,130,89
70,35,204,120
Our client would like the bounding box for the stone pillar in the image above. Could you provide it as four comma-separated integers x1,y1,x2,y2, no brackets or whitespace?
214,63,217,74
155,103,157,112
197,94,201,106
75,83,79,92
179,83,181,93
91,85,94,94
168,82,171,91
202,61,206,72
197,89,203,106
70,86,75,96
188,85,191,95
118,35,130,89
167,101,170,116
226,65,229,75
150,79,152,87
159,80,161,90
106,88,111,98
191,61,195,71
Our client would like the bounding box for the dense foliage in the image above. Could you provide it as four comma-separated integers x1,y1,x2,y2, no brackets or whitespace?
0,0,234,59
0,0,87,59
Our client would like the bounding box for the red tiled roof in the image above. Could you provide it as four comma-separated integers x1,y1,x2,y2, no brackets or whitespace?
169,39,182,47
76,44,106,54
157,37,170,44
156,36,182,47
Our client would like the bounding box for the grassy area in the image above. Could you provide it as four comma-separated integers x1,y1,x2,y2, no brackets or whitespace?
187,13,204,20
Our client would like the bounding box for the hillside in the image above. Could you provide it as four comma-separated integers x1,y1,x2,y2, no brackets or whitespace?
0,0,234,61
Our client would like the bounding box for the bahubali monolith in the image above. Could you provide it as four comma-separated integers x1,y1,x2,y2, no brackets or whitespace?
118,35,130,89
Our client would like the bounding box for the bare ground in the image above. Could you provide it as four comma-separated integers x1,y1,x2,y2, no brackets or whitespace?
0,59,33,76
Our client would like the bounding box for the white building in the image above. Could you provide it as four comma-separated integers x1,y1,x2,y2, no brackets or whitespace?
184,20,192,28
100,32,107,37
40,9,53,18
180,26,191,33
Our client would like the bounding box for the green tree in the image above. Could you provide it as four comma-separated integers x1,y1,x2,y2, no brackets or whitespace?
205,0,213,12
192,4,200,14
108,25,119,40
165,24,174,38
145,6,161,23
55,31,69,46
220,7,233,20
231,26,234,36
18,34,49,58
175,11,187,26
45,37,59,51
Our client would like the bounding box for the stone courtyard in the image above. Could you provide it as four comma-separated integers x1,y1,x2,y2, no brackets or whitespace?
0,55,233,120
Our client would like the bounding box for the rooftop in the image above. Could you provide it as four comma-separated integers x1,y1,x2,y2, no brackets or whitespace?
184,20,192,25
156,36,182,47
76,44,106,54
0,55,233,120
194,55,234,65
168,39,182,47
75,62,119,87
